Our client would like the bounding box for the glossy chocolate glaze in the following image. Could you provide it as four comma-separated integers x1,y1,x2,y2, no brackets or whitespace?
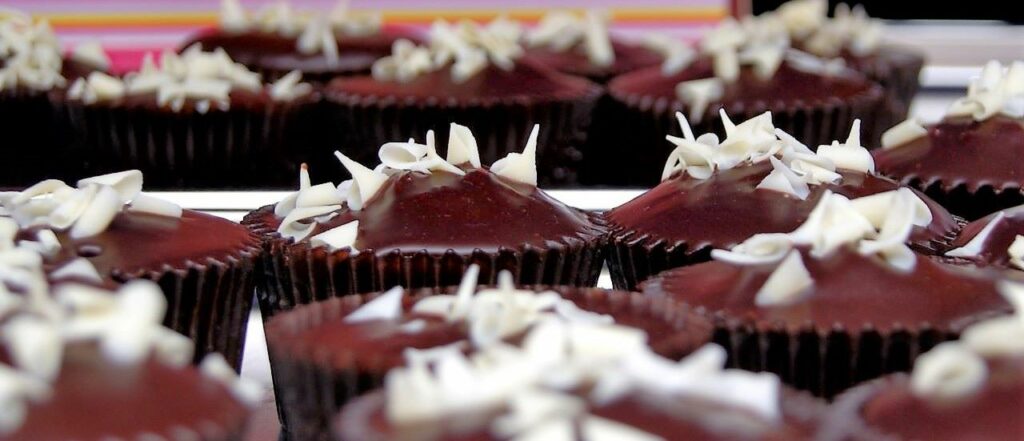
182,27,419,79
2,344,249,441
856,357,1024,441
252,168,605,254
523,38,662,83
326,59,595,102
335,388,825,441
947,208,1024,268
608,56,873,108
874,115,1024,193
266,287,711,372
641,246,1012,332
606,161,960,253
20,210,260,280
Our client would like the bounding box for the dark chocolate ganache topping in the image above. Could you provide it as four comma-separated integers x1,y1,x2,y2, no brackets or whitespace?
326,59,597,103
856,357,1024,441
947,207,1024,268
641,246,1012,331
873,115,1024,192
606,161,959,253
608,56,875,108
252,168,605,254
524,38,662,82
1,345,250,441
19,210,260,280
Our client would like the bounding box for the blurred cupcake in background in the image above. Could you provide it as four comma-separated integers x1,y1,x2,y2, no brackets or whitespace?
776,0,925,134
590,15,883,186
62,45,321,188
181,0,420,83
243,124,607,316
874,61,1024,220
323,18,601,186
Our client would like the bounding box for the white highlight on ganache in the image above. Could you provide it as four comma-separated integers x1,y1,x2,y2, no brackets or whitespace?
0,11,65,91
711,188,932,306
0,170,182,240
338,267,783,436
911,281,1024,401
526,10,615,68
274,124,543,247
662,110,874,201
372,18,523,83
67,45,312,111
219,0,381,66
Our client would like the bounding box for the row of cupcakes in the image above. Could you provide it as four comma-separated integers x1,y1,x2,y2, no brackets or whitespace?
2,97,1022,438
1,0,921,188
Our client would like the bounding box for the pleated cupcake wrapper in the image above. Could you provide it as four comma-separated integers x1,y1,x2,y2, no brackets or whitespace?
322,86,603,188
0,89,72,186
605,208,964,291
62,96,322,189
705,313,965,399
587,85,884,187
266,288,715,441
902,176,1024,222
117,245,262,370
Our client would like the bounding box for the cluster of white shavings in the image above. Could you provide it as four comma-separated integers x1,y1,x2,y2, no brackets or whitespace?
67,45,312,111
641,33,696,76
0,170,181,242
340,266,782,438
712,188,933,306
273,123,541,249
0,230,260,434
0,10,65,92
219,0,381,66
776,0,884,58
910,281,1024,401
525,10,615,68
882,60,1024,150
372,18,523,84
662,110,874,201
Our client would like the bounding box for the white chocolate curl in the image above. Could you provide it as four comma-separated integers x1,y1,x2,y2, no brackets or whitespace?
945,61,1024,121
526,10,614,68
490,125,540,186
911,342,988,402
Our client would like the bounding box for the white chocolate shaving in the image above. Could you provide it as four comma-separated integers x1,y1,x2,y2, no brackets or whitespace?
491,125,540,186
345,286,404,323
755,250,813,306
527,11,614,68
309,220,359,253
269,70,312,102
945,61,1024,121
642,33,696,76
815,120,875,173
49,258,102,283
946,212,1005,258
910,342,988,402
1009,235,1024,270
334,151,388,211
756,156,810,200
675,78,723,123
297,17,340,65
219,0,249,33
446,123,483,168
776,0,826,39
0,13,65,92
70,40,111,71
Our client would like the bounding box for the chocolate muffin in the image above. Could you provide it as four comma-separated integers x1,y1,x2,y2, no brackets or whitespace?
522,10,662,84
333,323,838,441
0,255,258,440
2,170,262,367
266,268,712,440
323,19,602,186
944,206,1024,269
775,0,925,132
834,283,1024,440
589,16,883,186
243,125,606,316
181,0,419,83
874,61,1024,220
605,112,960,290
641,189,1013,397
61,45,320,188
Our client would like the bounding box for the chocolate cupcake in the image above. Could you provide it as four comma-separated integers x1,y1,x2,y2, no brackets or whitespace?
522,11,662,84
243,125,607,316
874,61,1024,221
0,11,109,187
0,251,259,440
1,170,262,367
776,0,925,132
605,112,961,290
640,189,1014,397
833,283,1024,440
944,205,1024,270
61,45,320,188
265,267,712,440
589,16,883,186
182,0,419,83
323,19,602,186
332,314,837,441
